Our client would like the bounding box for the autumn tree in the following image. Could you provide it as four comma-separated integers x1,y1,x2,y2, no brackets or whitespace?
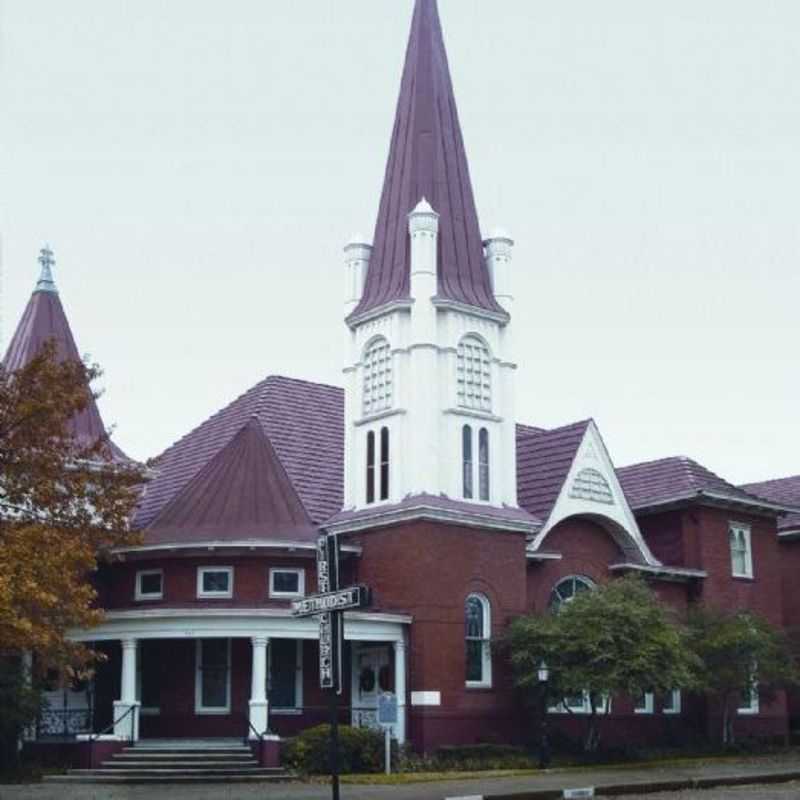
686,606,798,745
0,341,143,765
506,575,696,753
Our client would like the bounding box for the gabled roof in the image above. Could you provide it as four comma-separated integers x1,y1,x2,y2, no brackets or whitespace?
616,456,780,515
134,376,344,531
740,475,800,533
145,417,316,546
348,0,504,324
516,420,592,522
3,252,127,461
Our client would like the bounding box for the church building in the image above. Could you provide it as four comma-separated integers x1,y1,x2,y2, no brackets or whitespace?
8,0,799,763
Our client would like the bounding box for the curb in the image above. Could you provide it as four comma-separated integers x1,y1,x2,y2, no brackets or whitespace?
445,769,800,800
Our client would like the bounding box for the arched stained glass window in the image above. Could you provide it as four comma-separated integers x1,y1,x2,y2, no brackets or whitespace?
478,428,490,501
548,576,594,613
366,431,376,505
462,425,473,499
363,338,393,415
380,427,390,501
457,336,491,411
465,594,491,686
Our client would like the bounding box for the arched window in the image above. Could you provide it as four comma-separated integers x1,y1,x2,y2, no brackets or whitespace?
457,336,491,411
479,428,490,501
363,337,393,416
465,594,491,686
366,431,376,504
380,427,390,501
548,576,594,613
462,425,473,499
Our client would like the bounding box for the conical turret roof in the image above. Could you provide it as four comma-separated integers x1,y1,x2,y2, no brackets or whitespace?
349,0,505,323
3,249,128,461
145,417,318,545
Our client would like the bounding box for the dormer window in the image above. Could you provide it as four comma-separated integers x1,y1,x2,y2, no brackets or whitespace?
457,335,491,412
363,337,393,416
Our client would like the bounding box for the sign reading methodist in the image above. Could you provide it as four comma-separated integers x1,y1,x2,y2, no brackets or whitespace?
291,585,371,617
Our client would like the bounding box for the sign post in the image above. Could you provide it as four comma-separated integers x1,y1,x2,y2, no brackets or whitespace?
377,692,398,775
292,535,372,800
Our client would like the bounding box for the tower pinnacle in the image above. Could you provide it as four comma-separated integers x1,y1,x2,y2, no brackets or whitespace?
36,245,58,293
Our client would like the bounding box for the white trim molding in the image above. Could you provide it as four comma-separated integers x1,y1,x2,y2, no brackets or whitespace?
529,421,660,567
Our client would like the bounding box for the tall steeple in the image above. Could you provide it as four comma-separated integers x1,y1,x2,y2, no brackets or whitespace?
340,0,521,520
348,0,505,323
3,247,128,461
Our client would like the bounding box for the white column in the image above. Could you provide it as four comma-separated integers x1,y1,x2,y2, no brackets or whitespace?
394,637,407,744
113,638,140,740
249,636,269,738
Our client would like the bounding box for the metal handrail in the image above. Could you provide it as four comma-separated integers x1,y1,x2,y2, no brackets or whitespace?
89,703,137,743
242,713,272,746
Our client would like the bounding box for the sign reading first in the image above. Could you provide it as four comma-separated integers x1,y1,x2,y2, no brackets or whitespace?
291,585,371,617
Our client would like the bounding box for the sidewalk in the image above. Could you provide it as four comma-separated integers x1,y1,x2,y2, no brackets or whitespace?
2,754,800,800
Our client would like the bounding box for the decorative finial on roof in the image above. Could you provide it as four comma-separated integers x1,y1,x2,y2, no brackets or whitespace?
36,245,58,293
410,197,437,217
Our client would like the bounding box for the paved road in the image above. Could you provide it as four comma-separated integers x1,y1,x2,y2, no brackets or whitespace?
598,785,800,799
2,766,800,800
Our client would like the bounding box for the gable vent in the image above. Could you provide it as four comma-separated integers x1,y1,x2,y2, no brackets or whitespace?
569,468,614,505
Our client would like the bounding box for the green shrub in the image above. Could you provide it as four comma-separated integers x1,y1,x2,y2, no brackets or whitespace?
283,724,386,774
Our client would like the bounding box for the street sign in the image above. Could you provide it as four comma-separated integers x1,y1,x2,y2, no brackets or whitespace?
291,585,371,617
377,692,398,725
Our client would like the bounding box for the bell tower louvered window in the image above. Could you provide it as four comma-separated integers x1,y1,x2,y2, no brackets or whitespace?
457,336,491,411
363,338,393,416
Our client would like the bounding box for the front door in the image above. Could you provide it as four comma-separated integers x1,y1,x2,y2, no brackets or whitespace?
351,644,391,730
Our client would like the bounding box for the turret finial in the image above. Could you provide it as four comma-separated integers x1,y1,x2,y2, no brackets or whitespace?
36,245,57,293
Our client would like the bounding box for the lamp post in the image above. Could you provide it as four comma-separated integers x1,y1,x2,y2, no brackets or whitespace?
537,663,551,770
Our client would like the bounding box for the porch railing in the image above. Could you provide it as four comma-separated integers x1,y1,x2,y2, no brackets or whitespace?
36,708,95,739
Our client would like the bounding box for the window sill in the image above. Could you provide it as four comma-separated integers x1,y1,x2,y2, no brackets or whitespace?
355,408,406,427
737,708,759,716
135,594,163,602
271,708,303,716
269,594,304,600
195,708,231,716
731,574,754,582
197,594,234,600
465,683,493,691
444,408,502,423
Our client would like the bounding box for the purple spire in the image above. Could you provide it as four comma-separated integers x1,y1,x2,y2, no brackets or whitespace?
348,0,505,323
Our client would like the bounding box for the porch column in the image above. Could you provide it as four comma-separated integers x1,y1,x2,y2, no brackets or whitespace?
394,637,407,744
249,636,269,738
113,638,140,740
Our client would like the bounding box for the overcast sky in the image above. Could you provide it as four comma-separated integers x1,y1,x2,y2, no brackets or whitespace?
1,0,797,485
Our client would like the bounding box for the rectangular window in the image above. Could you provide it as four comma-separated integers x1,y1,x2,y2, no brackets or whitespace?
197,567,233,599
196,639,231,713
268,640,303,712
478,428,490,501
662,689,681,715
737,682,759,715
634,692,654,714
269,568,305,599
729,522,753,578
135,570,163,601
549,692,610,715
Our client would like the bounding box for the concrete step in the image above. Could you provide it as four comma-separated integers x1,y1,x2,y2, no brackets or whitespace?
111,753,257,762
104,762,260,769
64,767,284,777
45,773,291,785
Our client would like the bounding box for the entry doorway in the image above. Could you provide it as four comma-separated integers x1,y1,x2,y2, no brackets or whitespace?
351,643,392,730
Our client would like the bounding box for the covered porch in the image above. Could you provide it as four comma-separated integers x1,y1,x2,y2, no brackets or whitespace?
33,608,410,746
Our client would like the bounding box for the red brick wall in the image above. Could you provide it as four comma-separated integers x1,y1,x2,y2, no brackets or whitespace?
779,539,800,724
350,521,528,752
95,554,357,610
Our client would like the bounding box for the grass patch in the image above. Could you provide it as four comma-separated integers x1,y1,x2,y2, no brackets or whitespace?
340,769,540,785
